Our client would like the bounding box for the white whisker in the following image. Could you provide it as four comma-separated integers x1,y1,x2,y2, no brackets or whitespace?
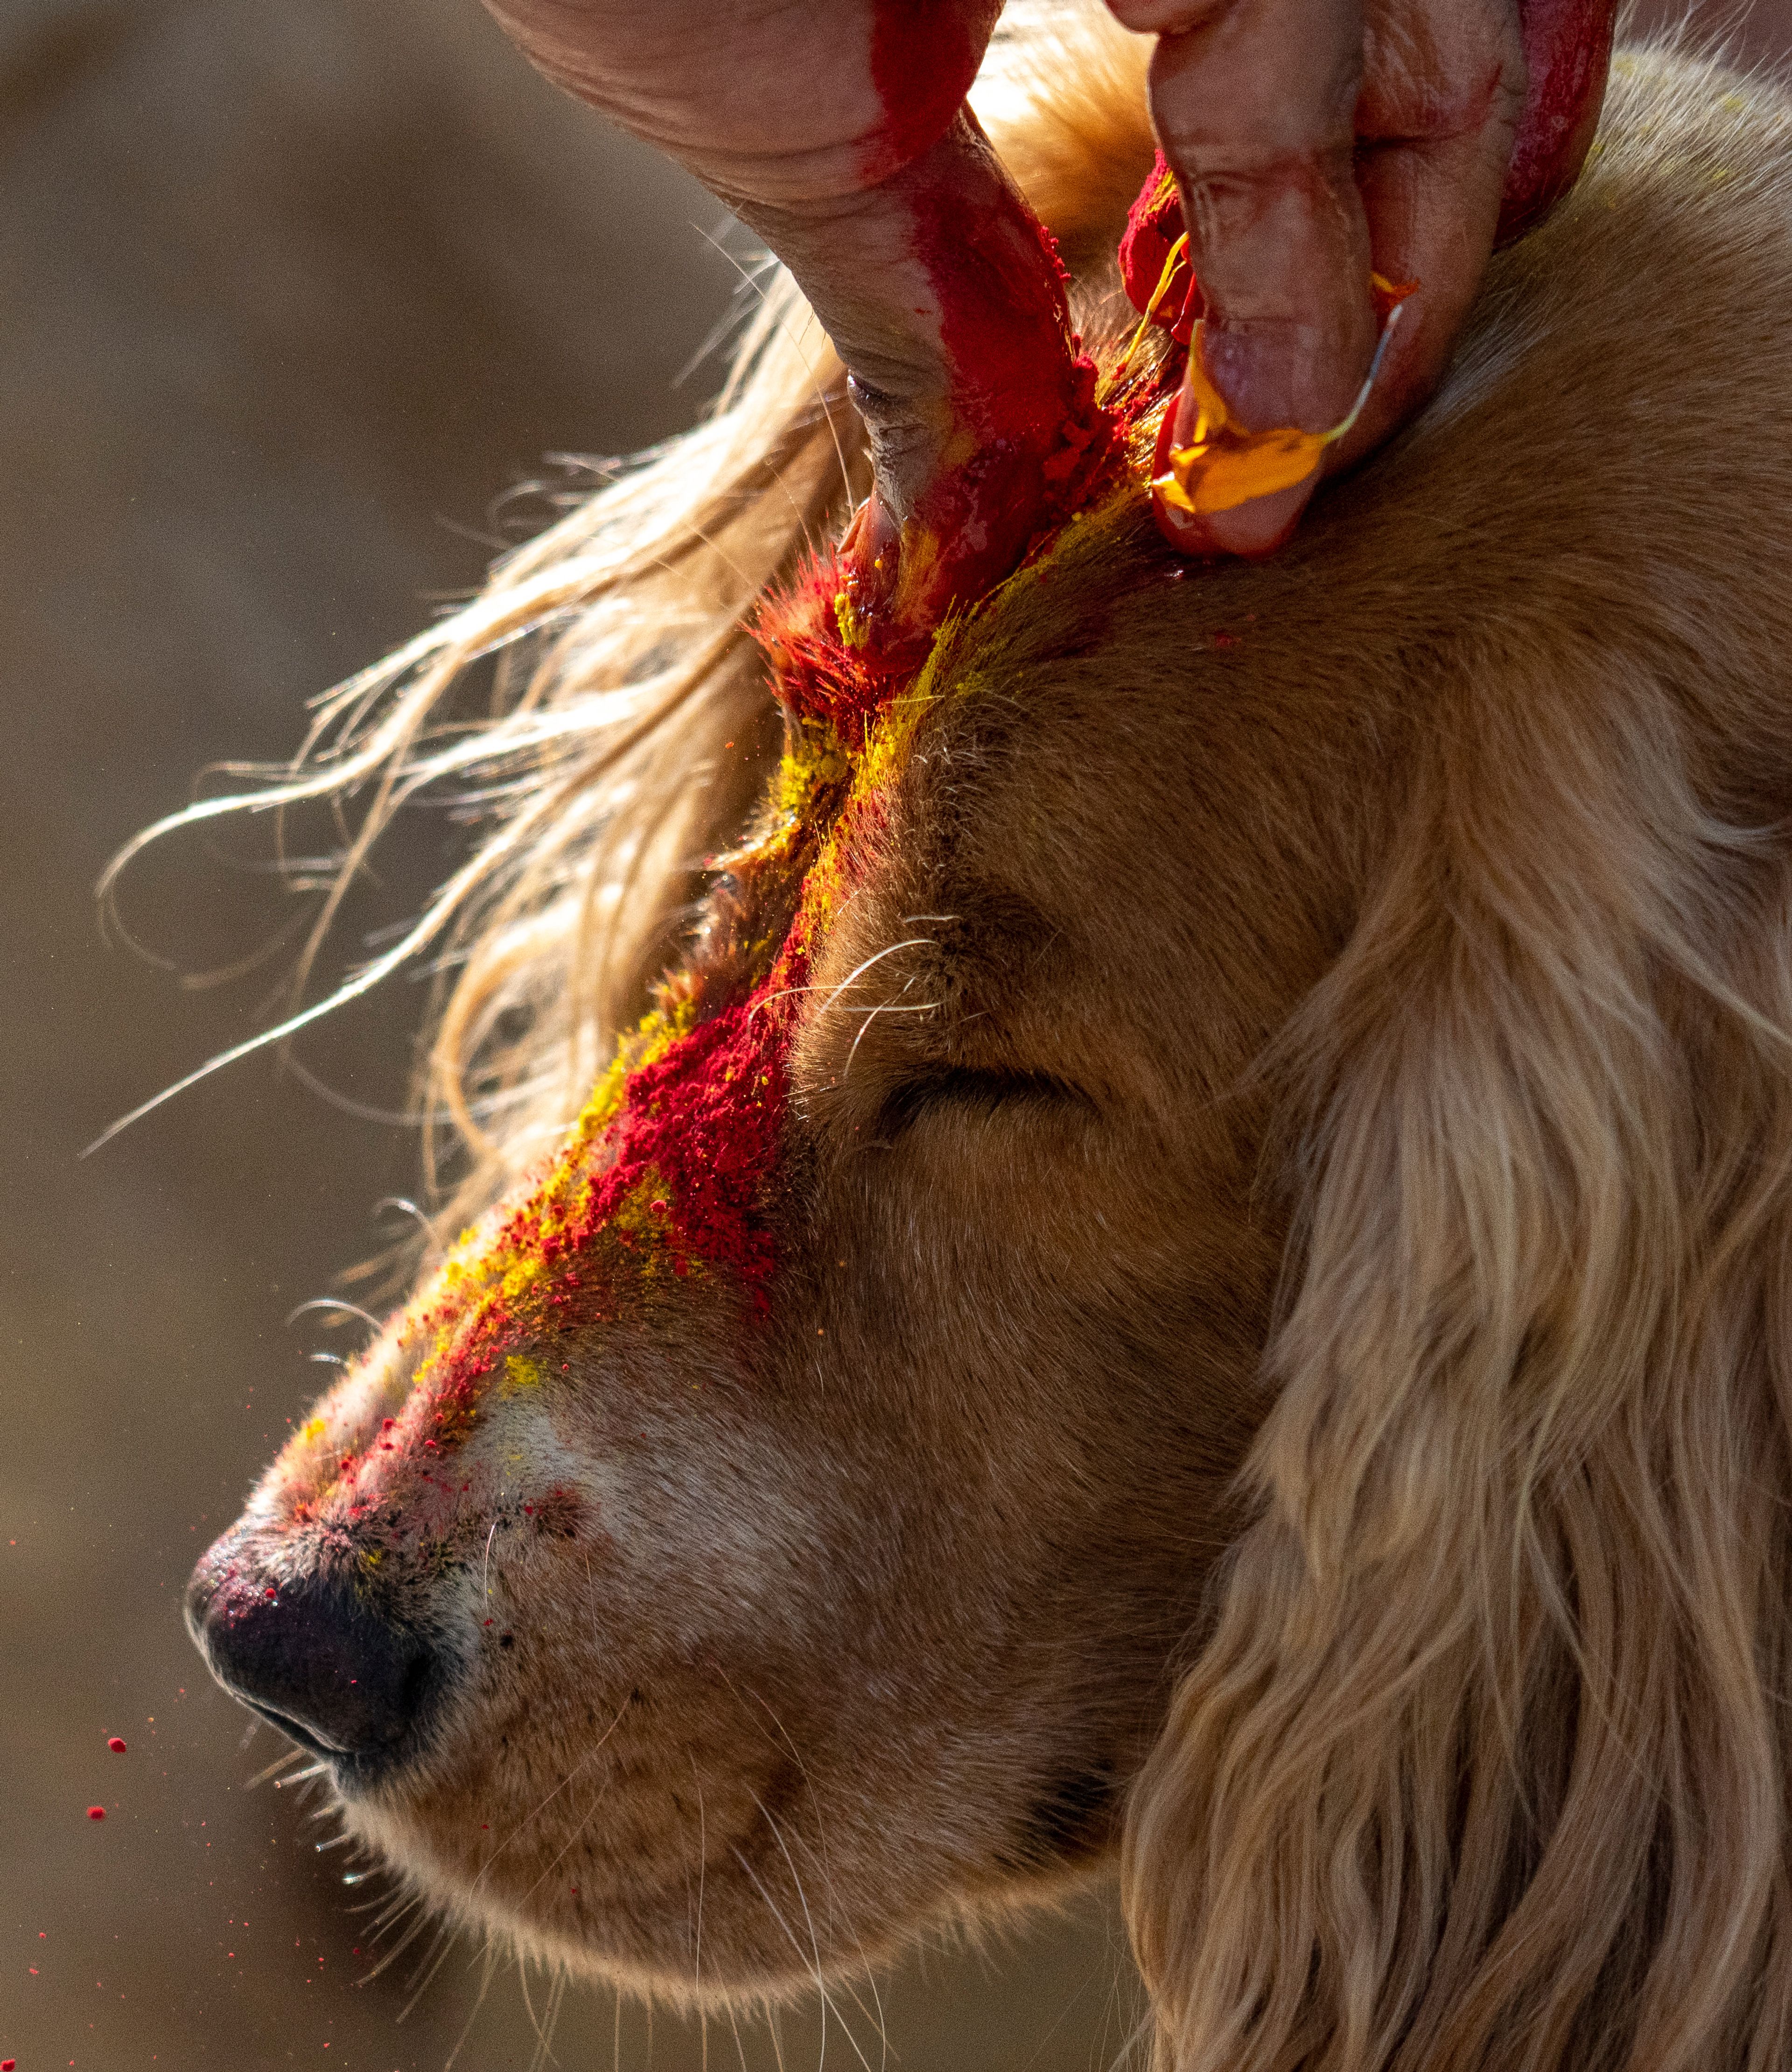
816,939,936,1018
842,984,939,1082
395,1919,459,2023
284,1296,384,1335
469,1691,631,1902
245,1746,307,1790
441,1938,501,2072
482,1518,499,1607
748,1787,879,2072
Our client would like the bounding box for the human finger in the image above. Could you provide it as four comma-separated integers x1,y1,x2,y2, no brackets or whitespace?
482,0,1099,648
1498,0,1618,243
1329,0,1523,469
1111,0,1375,555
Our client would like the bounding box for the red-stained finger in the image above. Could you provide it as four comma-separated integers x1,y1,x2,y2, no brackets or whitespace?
1499,0,1618,242
1331,0,1522,468
481,0,997,207
483,0,1096,645
1124,0,1376,554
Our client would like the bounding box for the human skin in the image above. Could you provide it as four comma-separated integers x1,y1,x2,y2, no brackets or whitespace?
481,0,1614,614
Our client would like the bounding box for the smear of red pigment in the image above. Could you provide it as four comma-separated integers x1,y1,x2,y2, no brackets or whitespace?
862,0,994,186
905,170,1106,524
106,1737,126,1754
1498,0,1618,243
847,1,1110,637
86,1807,105,1820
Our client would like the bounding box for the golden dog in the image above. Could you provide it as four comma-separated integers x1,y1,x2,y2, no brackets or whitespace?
159,13,1792,2068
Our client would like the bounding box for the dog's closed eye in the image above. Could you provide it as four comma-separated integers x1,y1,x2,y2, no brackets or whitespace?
877,1068,1092,1139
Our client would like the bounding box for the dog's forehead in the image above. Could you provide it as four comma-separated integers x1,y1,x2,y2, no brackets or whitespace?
266,433,1191,1508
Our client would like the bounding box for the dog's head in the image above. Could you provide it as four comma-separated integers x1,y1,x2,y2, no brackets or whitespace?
182,35,1792,2072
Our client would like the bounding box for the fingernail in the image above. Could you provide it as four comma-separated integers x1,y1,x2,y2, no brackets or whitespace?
1198,325,1341,439
1151,471,1317,557
1197,475,1318,556
1148,358,1321,560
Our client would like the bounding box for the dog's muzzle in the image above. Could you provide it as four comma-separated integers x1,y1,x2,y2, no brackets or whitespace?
186,1530,433,1777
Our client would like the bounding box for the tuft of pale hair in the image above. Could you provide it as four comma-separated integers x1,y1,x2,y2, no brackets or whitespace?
101,0,1150,1233
1123,38,1792,2072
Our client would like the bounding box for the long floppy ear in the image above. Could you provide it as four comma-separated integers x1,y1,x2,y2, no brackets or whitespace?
1122,638,1792,2072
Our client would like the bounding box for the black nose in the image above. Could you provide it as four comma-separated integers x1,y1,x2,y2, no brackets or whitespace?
186,1537,429,1763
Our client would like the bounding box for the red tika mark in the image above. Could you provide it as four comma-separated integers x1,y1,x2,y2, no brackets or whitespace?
409,969,797,1445
86,1806,105,1821
293,227,1162,1498
106,1737,126,1754
603,997,788,1285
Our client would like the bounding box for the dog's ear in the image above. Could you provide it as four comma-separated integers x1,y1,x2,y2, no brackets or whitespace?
1122,649,1792,2072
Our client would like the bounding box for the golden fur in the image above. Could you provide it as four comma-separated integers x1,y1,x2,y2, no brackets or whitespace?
150,11,1792,2069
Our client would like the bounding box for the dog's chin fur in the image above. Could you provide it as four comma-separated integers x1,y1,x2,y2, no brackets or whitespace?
170,11,1792,2067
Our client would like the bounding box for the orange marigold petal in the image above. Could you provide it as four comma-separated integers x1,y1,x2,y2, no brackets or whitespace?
1154,428,1327,517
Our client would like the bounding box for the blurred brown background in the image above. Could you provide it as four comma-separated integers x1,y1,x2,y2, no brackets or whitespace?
2,2,1787,2067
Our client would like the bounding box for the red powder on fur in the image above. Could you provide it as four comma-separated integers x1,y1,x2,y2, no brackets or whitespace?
755,552,899,749
86,1807,105,1820
313,203,1165,1493
405,966,795,1443
106,1737,126,1754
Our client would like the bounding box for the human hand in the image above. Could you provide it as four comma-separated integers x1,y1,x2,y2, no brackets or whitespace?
1122,0,1615,552
480,0,1614,630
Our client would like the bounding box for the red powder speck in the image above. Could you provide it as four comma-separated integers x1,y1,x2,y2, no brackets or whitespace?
86,1806,105,1820
106,1737,126,1754
3,2056,14,2068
